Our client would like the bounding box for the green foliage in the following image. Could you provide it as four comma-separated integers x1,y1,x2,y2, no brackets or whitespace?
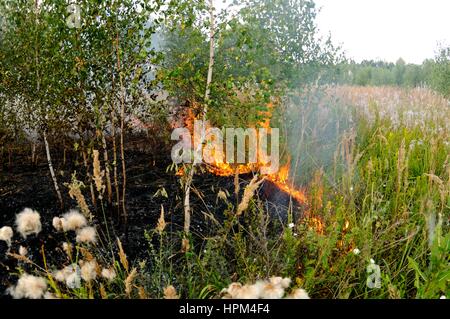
158,0,340,129
429,46,450,98
0,0,163,140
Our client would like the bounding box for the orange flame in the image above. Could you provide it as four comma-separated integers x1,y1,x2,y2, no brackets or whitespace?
265,162,307,204
176,102,307,204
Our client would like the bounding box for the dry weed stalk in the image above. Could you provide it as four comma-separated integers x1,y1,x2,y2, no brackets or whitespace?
79,247,95,262
156,205,166,234
137,286,148,299
100,131,113,203
68,178,91,218
217,190,228,202
124,268,137,297
163,285,179,299
99,283,107,299
181,237,190,253
234,167,240,197
425,173,448,210
117,238,129,272
7,252,34,265
92,150,105,198
396,139,407,192
237,175,265,216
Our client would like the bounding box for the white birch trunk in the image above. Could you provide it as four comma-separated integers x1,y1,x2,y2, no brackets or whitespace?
43,132,63,207
183,0,215,236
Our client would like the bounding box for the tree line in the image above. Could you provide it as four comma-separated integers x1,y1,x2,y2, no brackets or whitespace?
322,48,450,97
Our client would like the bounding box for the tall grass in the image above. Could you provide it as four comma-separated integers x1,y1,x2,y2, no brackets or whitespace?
295,86,449,298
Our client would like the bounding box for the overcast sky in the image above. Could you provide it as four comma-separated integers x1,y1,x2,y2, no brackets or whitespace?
314,0,450,64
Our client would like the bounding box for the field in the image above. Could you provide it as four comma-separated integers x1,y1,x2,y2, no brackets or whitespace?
0,0,449,301
1,85,448,299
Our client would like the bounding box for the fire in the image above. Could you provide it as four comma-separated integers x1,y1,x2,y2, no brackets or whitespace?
207,161,307,204
307,216,325,235
175,101,307,204
265,163,307,204
207,162,253,176
303,209,325,235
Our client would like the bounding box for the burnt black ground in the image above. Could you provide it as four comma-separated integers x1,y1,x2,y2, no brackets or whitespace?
0,140,302,297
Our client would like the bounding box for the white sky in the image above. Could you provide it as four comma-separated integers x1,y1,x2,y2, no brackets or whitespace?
315,0,450,64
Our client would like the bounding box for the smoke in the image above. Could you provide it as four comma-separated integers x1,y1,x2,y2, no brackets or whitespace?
282,85,355,186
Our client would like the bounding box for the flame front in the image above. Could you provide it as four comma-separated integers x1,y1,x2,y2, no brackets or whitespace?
175,103,308,204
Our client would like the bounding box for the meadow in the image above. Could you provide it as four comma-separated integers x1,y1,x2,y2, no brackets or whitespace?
0,0,449,300
1,85,448,299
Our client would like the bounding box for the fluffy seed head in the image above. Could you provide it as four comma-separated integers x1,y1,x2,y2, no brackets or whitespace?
15,208,42,238
235,284,261,299
260,281,285,299
222,277,293,299
65,271,81,289
0,226,13,246
44,292,57,299
52,217,64,232
61,210,87,231
223,282,242,298
101,268,117,282
8,274,47,299
222,282,262,299
76,226,97,244
269,276,291,289
80,259,98,282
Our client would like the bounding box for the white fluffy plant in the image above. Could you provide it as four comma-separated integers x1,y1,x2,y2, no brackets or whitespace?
75,226,97,244
0,226,14,246
7,273,48,299
221,276,310,299
15,208,42,238
52,209,97,245
53,209,87,232
7,208,120,298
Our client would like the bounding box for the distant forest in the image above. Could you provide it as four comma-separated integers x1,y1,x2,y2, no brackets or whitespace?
323,46,450,97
